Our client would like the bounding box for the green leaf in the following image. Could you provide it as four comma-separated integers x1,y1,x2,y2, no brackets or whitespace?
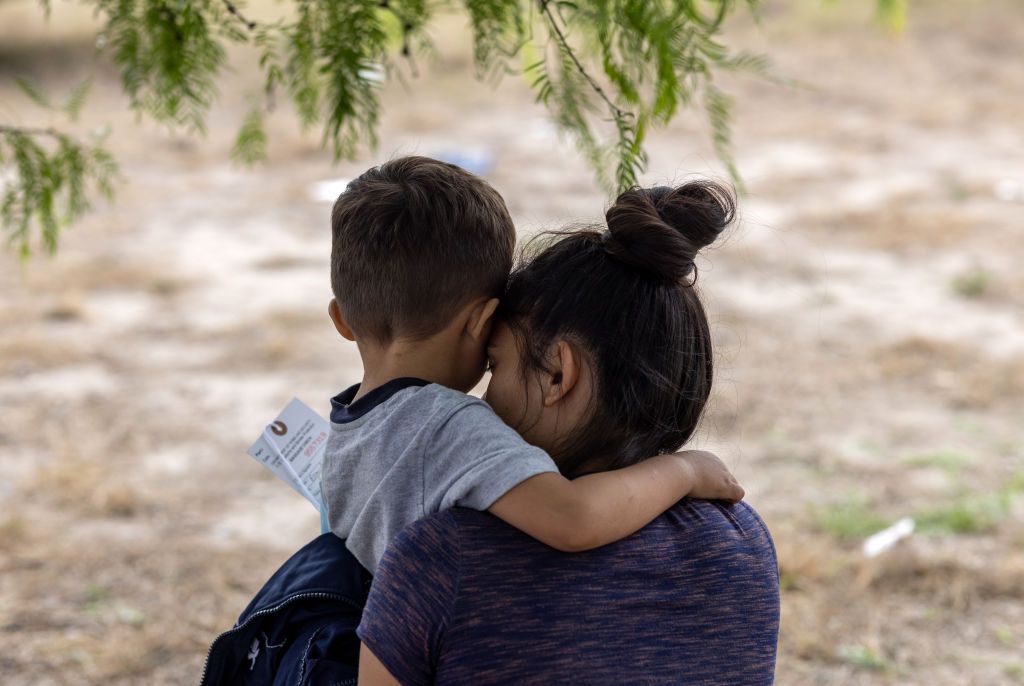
99,0,228,133
61,80,92,121
877,0,907,33
464,0,527,81
705,82,743,190
1,128,119,257
283,5,322,131
231,107,268,165
11,0,784,254
15,77,53,110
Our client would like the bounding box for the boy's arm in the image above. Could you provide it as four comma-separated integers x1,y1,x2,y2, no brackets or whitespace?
488,450,743,552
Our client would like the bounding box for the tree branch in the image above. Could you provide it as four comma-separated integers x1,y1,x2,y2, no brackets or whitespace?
222,0,257,31
0,124,63,138
538,0,630,120
378,0,419,76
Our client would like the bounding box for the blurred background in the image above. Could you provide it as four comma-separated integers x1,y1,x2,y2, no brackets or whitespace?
1,0,1022,683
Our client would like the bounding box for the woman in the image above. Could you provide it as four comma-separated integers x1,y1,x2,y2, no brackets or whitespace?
357,181,781,685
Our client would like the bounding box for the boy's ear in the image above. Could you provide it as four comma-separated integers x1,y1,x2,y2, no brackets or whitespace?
542,340,580,407
466,297,500,343
328,299,356,341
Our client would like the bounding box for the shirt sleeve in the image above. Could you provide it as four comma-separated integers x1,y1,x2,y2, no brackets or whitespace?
357,512,460,686
424,399,559,512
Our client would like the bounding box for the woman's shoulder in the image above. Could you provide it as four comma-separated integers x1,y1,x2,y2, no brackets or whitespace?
651,498,774,550
421,499,773,539
433,499,776,567
441,498,772,537
387,501,777,585
666,498,774,537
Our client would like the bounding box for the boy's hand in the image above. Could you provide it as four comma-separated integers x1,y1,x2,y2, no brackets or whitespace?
677,450,744,503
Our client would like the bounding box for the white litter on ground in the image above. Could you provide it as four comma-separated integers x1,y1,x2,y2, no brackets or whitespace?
995,178,1024,202
863,517,916,558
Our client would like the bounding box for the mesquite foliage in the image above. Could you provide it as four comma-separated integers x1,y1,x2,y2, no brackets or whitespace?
2,0,905,255
1,80,117,257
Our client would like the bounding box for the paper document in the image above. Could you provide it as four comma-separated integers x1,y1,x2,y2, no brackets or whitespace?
247,398,328,511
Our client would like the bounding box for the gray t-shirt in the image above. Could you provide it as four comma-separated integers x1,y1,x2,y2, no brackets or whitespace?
321,377,558,573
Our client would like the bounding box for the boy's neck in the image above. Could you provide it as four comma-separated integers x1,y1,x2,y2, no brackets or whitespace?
353,332,465,401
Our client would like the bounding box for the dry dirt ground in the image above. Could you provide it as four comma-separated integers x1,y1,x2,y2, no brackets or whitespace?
1,0,1023,684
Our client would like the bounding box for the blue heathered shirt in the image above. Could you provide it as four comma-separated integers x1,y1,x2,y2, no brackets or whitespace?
358,499,780,685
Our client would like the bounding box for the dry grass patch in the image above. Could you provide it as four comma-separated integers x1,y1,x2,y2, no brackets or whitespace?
865,544,1024,610
0,302,38,327
875,336,1024,408
50,626,175,682
42,292,87,321
813,205,975,253
148,275,199,298
253,254,325,271
2,533,287,682
0,516,29,553
0,336,86,374
30,456,145,518
205,330,308,370
20,256,193,296
876,336,964,379
0,291,90,324
775,534,844,591
190,308,331,370
774,537,1024,680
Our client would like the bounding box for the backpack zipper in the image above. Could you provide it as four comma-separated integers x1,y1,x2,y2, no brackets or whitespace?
198,591,361,685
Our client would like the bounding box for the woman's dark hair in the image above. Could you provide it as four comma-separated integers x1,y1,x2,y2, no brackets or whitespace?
502,180,735,477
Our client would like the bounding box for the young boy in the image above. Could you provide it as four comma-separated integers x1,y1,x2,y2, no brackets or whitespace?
323,156,743,574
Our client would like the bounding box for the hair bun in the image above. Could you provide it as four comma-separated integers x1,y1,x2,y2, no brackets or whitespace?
603,180,735,282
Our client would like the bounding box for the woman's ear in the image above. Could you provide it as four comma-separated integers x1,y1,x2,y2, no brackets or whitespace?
328,299,356,341
542,340,580,407
466,297,500,343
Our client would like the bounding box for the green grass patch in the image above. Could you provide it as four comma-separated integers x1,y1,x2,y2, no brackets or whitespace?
815,496,892,539
951,268,993,299
914,474,1024,536
914,492,1012,535
115,604,146,627
778,571,800,592
83,584,111,614
994,627,1015,646
816,475,1023,540
1008,471,1024,494
839,644,891,672
902,450,972,472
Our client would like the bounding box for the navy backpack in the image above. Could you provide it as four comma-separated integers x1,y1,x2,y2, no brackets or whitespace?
199,534,372,686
